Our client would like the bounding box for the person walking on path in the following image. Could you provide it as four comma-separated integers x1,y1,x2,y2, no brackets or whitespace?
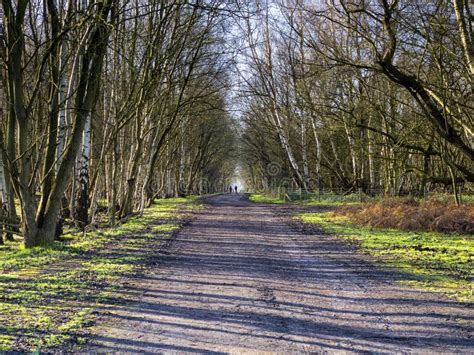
234,186,238,194
229,186,233,194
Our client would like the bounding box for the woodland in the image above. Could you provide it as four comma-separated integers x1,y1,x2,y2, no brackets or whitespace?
0,0,473,246
0,1,473,351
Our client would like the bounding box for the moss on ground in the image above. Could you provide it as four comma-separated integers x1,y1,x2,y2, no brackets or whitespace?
299,212,473,302
249,194,286,204
0,196,199,352
249,193,360,206
250,192,474,207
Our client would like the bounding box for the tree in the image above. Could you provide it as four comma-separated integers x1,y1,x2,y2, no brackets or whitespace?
2,0,116,246
239,1,473,199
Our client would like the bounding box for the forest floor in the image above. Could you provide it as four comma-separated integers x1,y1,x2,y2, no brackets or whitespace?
0,197,200,351
77,193,473,353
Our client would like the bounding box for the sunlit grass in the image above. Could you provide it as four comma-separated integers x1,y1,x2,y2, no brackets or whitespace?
0,195,199,351
299,212,473,302
249,193,361,206
249,194,285,204
250,192,473,207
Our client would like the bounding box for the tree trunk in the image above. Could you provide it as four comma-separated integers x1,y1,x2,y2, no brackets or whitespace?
301,118,310,189
119,123,143,219
310,116,322,190
367,114,376,193
3,0,115,247
452,0,474,79
0,154,7,243
344,121,358,186
76,115,91,229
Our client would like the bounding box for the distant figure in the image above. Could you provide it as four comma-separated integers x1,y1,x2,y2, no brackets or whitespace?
234,185,238,194
229,186,233,194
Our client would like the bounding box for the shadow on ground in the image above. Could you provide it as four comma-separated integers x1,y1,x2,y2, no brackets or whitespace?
76,194,473,353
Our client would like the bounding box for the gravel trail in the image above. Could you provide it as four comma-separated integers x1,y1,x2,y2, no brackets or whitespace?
82,194,473,353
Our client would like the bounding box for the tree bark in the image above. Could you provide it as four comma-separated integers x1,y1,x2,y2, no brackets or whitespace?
452,0,474,79
2,0,115,247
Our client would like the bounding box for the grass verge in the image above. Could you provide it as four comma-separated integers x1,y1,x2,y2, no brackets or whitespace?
298,212,473,302
0,196,200,351
249,193,360,206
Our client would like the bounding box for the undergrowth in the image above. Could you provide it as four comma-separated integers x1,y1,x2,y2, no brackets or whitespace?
250,193,474,208
0,196,199,351
249,194,286,204
299,212,473,302
249,193,360,206
335,198,474,234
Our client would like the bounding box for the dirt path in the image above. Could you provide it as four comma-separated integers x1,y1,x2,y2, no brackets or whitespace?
81,194,473,353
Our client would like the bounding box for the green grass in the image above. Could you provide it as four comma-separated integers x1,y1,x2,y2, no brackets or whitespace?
250,192,474,206
299,212,474,302
249,193,361,206
0,196,199,352
249,194,286,204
